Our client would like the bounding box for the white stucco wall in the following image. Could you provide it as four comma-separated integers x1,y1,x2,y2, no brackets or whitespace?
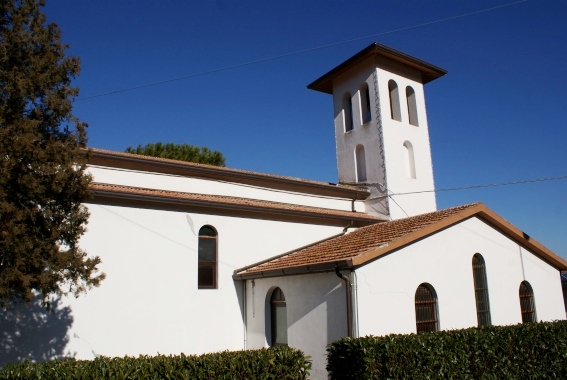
87,166,365,212
376,59,437,219
245,273,347,380
61,204,343,360
329,56,436,220
355,217,565,337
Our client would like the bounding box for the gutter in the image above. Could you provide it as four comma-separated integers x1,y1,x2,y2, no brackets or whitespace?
335,266,353,338
233,224,354,281
88,186,380,228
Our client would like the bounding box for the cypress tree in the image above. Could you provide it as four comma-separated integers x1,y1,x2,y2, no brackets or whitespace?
0,0,104,308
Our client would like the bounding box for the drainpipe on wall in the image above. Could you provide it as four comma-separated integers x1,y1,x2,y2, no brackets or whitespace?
335,265,353,338
351,193,358,212
243,280,247,350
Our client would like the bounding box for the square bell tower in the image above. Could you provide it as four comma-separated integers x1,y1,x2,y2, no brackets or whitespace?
308,43,447,219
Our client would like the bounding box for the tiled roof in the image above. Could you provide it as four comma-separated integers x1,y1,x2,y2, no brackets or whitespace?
88,182,383,226
235,203,567,278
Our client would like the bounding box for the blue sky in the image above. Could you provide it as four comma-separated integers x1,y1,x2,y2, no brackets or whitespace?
43,0,566,260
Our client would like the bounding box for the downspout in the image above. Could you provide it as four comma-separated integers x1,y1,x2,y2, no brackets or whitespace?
351,193,358,212
243,280,247,350
335,265,353,338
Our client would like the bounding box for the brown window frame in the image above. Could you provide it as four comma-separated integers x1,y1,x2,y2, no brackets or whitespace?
472,253,492,326
519,281,537,323
415,283,439,333
198,226,217,289
270,287,288,347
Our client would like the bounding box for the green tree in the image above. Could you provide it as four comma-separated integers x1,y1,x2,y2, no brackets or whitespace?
0,0,104,309
126,142,226,167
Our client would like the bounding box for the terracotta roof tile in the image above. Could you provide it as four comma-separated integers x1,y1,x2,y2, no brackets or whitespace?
238,203,480,275
88,182,382,224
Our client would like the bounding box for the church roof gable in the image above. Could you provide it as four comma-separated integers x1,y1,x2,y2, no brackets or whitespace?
234,203,567,279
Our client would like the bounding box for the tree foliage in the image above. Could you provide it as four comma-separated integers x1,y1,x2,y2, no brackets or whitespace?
0,0,104,308
126,142,226,167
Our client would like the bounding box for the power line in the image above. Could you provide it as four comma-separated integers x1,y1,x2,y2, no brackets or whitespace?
390,175,567,197
77,0,528,101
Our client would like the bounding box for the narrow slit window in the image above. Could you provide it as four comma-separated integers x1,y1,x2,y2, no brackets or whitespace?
355,144,367,182
415,283,439,333
519,281,537,323
360,83,372,124
472,254,491,326
198,226,217,289
388,80,401,121
270,287,288,346
342,92,353,132
406,86,419,126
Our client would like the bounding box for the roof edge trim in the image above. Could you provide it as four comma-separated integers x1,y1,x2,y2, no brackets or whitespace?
89,149,369,201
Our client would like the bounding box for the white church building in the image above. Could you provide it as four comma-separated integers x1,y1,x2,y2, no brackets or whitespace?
3,43,566,379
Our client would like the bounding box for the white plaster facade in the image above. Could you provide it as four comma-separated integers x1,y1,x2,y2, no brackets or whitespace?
327,49,438,220
245,273,347,379
355,217,566,338
65,197,345,359
2,43,566,380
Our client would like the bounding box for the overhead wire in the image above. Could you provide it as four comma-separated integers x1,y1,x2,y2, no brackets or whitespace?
389,175,567,197
77,0,528,101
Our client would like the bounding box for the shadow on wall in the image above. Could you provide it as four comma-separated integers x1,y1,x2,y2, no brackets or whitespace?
0,296,74,367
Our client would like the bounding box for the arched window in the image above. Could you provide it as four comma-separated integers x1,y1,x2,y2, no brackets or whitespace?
270,287,288,346
355,144,367,182
388,80,401,121
360,82,372,124
198,226,217,289
406,86,419,126
415,283,439,333
342,92,353,132
519,281,537,323
403,141,416,179
472,254,491,326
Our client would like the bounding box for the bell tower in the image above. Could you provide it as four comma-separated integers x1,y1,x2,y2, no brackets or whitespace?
308,43,447,219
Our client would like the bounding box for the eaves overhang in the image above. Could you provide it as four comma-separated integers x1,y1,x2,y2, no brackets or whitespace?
234,203,567,280
350,205,567,271
233,259,354,280
89,149,370,201
308,42,447,94
87,183,382,228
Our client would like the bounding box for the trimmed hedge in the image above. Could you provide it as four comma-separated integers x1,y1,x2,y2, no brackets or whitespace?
0,346,311,379
327,320,567,379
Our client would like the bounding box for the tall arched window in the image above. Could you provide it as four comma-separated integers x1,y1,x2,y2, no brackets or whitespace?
342,92,353,132
360,82,372,124
198,226,217,289
406,86,419,126
415,283,439,333
403,141,416,179
519,281,537,323
270,287,288,346
388,80,401,121
355,144,367,182
472,254,491,326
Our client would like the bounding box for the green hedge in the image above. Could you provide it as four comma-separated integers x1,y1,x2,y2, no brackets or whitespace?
0,347,311,379
327,320,567,379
